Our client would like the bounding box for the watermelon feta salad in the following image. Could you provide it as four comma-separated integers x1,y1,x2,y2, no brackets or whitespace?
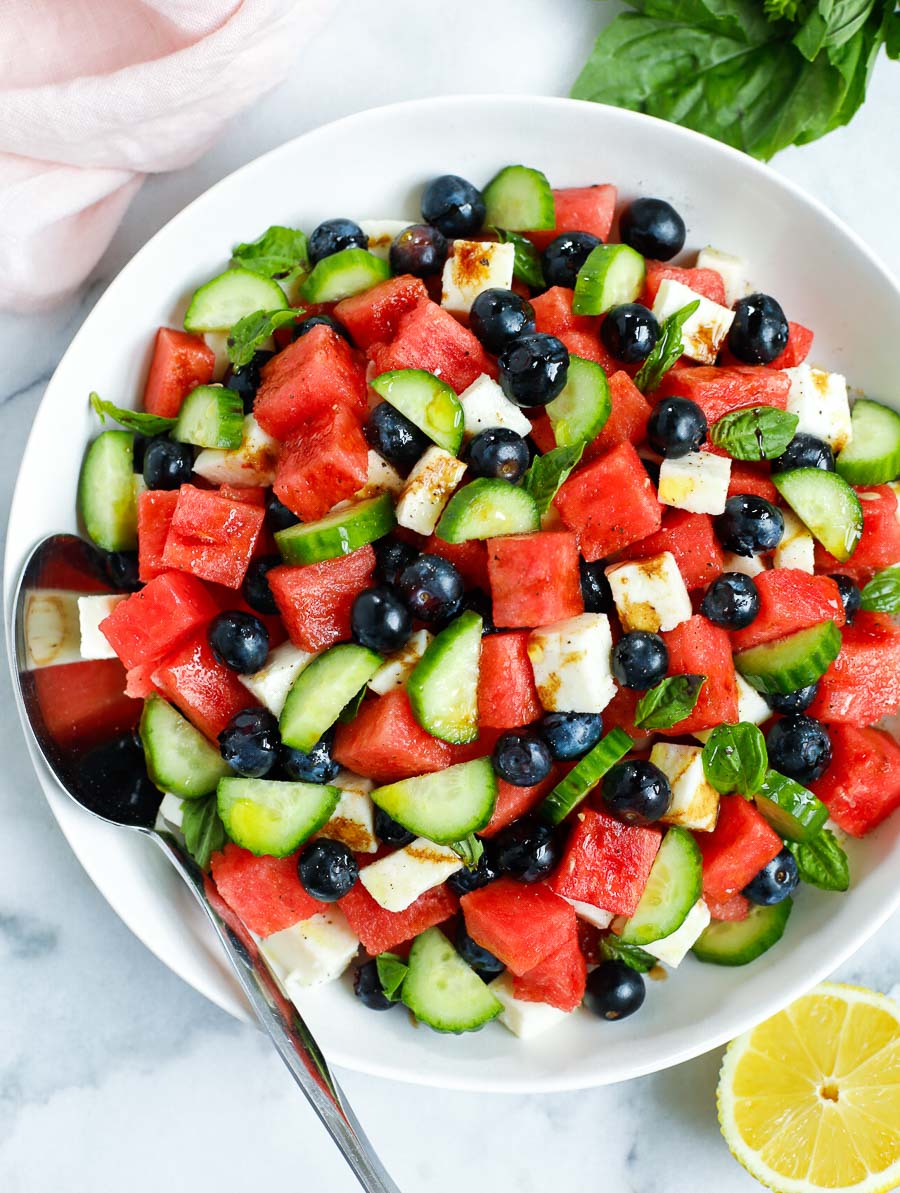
68,166,900,1039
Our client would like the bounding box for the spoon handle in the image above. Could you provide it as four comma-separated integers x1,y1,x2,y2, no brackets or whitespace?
150,829,401,1193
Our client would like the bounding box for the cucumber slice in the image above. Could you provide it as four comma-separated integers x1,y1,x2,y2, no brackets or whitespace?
140,694,231,799
735,619,842,696
280,644,382,752
369,369,464,455
772,468,863,562
172,385,244,450
482,165,555,232
836,399,900,485
618,827,703,946
573,244,646,316
544,355,611,448
299,248,390,304
371,758,497,844
217,778,340,858
184,268,288,333
754,769,829,843
275,494,396,565
78,430,138,551
401,927,502,1034
407,611,482,744
692,899,792,966
434,479,540,543
539,728,633,826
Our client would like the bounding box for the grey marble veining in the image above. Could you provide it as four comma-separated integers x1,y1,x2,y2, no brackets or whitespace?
2,2,899,1190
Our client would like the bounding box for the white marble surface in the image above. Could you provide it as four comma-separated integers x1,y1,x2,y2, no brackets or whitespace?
2,3,899,1190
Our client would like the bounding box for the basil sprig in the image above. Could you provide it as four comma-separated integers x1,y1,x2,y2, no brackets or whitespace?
90,391,175,436
181,795,228,871
634,301,700,394
860,566,900,613
232,225,309,279
227,308,299,368
786,828,850,892
709,407,800,461
448,834,484,870
634,674,705,730
522,442,585,516
375,952,409,1002
701,722,768,795
492,227,545,289
600,936,656,973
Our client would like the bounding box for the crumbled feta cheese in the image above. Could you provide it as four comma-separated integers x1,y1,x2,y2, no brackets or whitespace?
260,910,360,990
355,450,404,500
394,446,466,535
489,973,569,1039
606,551,692,634
774,508,815,573
650,743,720,832
784,364,853,452
458,373,532,439
78,593,126,660
695,247,750,308
441,240,515,313
314,786,378,854
193,415,280,487
645,900,711,968
368,629,433,695
359,838,463,912
722,551,767,578
239,641,318,716
658,450,731,515
651,279,735,364
23,589,83,669
359,219,410,261
527,613,616,714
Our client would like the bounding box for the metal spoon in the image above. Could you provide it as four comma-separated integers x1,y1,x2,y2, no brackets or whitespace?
10,533,400,1193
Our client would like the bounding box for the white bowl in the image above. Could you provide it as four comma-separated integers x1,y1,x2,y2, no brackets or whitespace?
6,96,900,1092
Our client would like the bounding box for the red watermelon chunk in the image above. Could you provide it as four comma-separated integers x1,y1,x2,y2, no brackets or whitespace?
527,410,557,455
661,615,739,734
729,570,845,653
524,184,617,252
161,485,265,589
254,325,368,440
273,404,368,522
423,535,489,590
210,843,326,936
332,688,453,783
599,685,655,750
267,545,375,654
659,366,790,425
642,262,727,308
368,300,494,394
477,631,543,730
810,725,900,836
125,662,159,700
339,881,458,955
512,923,586,1012
530,286,600,338
143,327,216,419
807,612,900,726
219,484,267,506
31,658,139,751
815,486,900,583
100,569,218,669
478,770,561,838
560,331,618,373
137,490,179,582
727,462,779,503
333,275,428,349
460,878,575,975
554,441,663,562
486,531,584,628
152,631,255,740
705,892,751,922
698,795,783,901
585,371,652,461
624,509,723,591
549,807,661,917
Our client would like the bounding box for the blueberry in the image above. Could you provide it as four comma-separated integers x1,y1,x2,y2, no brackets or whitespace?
583,960,646,1020
351,586,412,653
280,728,340,784
579,559,615,614
700,573,761,630
291,313,352,344
539,712,604,761
448,852,499,896
646,396,707,458
365,403,430,475
373,538,417,588
353,960,394,1011
766,715,832,784
457,587,498,635
602,759,672,825
218,707,280,778
104,550,142,592
714,495,785,556
132,434,149,473
541,231,602,289
490,817,560,883
242,554,281,615
374,807,415,848
308,218,367,265
620,198,686,261
743,848,799,906
398,554,464,623
728,293,789,365
389,223,448,277
208,611,270,674
771,433,835,474
498,333,569,408
492,731,553,787
455,922,505,978
769,684,819,715
421,174,485,238
640,456,661,487
74,732,161,828
466,427,530,482
297,839,359,901
142,437,194,490
469,288,536,355
830,574,861,623
611,632,669,690
601,304,660,364
224,349,273,412
266,490,299,532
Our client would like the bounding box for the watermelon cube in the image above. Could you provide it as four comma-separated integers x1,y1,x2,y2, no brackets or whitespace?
333,274,428,349
152,631,255,740
423,534,489,591
143,326,216,418
642,262,727,308
273,404,369,522
478,770,561,838
705,892,751,922
807,612,900,726
210,843,326,936
486,531,584,628
599,685,655,750
549,807,661,917
659,366,791,425
254,324,368,441
661,615,739,734
810,725,900,836
815,485,900,583
527,411,557,455
31,658,138,751
267,545,375,653
100,569,219,669
524,184,617,252
769,322,814,370
585,371,652,461
162,485,265,589
367,299,495,394
477,631,543,730
560,331,617,373
137,489,179,582
554,442,663,562
460,877,575,975
125,662,159,700
729,570,845,653
530,286,600,338
727,462,779,503
512,924,586,1012
339,881,458,955
333,689,453,783
624,509,723,591
698,794,783,901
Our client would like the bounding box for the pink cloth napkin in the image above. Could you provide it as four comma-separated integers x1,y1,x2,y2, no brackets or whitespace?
0,0,337,311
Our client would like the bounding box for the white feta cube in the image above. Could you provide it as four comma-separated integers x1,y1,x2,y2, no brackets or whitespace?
784,364,852,452
193,415,280,487
658,450,731,515
203,331,231,381
645,899,711,968
650,743,720,832
695,247,750,309
359,838,463,913
368,629,433,695
489,973,570,1039
359,219,410,261
441,240,515,313
239,641,317,716
527,613,616,715
23,589,83,669
774,508,815,573
260,910,359,990
394,446,466,535
722,551,767,578
605,552,692,634
355,450,404,501
889,482,900,527
651,279,735,364
458,374,532,439
563,898,615,931
77,594,126,660
156,792,185,830
314,787,378,855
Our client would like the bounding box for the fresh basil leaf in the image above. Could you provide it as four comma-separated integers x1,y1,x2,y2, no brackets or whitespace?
793,0,875,61
859,566,900,613
232,225,309,279
786,828,850,891
492,227,545,289
600,936,656,973
709,406,800,461
701,722,768,795
633,300,700,393
522,442,585,516
227,308,298,368
375,952,409,1002
90,392,175,436
448,834,484,870
887,5,900,57
634,674,705,730
764,0,803,20
181,795,228,871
